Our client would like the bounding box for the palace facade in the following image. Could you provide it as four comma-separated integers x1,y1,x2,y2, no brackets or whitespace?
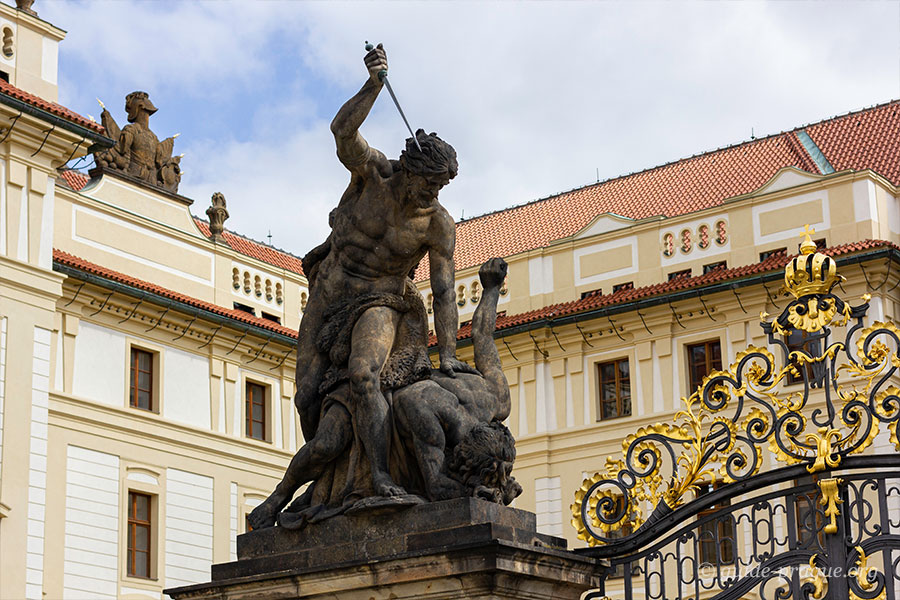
0,2,896,600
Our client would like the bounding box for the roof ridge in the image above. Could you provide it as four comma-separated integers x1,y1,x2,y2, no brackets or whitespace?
789,98,900,133
456,99,900,226
191,215,306,262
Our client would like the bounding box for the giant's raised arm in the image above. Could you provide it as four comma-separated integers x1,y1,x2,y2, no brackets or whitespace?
429,209,477,377
330,44,390,172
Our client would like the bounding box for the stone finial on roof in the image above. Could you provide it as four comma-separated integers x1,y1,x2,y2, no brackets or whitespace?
15,0,36,16
206,192,229,243
93,92,183,193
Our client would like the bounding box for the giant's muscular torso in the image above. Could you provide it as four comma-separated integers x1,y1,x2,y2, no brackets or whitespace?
312,158,452,305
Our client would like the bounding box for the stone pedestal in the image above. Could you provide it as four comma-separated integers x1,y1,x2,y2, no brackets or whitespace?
165,498,599,600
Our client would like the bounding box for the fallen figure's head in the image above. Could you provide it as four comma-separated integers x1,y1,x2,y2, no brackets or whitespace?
448,420,521,505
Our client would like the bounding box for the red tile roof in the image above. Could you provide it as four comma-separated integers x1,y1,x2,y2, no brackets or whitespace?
0,79,105,133
59,169,89,191
806,100,900,186
193,219,305,276
433,239,898,345
416,101,900,281
54,238,897,354
53,249,298,339
56,100,900,286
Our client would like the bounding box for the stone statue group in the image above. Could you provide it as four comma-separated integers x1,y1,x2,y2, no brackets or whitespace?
248,44,520,530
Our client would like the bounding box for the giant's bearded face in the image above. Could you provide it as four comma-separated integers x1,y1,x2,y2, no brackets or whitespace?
400,129,457,206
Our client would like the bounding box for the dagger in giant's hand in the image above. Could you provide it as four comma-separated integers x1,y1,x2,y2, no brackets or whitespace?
365,41,422,152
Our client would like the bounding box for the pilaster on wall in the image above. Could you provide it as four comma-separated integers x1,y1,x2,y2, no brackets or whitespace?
1,159,53,269
0,316,6,485
25,326,51,600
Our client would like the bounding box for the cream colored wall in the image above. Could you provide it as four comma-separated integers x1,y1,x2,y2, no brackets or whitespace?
53,177,308,330
0,2,64,102
0,71,98,599
37,277,298,599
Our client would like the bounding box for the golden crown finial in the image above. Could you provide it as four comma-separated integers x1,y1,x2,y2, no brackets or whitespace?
783,225,841,298
799,224,817,255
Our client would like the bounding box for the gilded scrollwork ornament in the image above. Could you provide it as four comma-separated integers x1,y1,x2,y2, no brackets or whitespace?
572,227,900,546
849,546,887,600
802,555,828,600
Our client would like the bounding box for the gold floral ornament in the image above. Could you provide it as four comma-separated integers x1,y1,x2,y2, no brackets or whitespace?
850,546,887,600
570,472,642,547
817,477,843,534
802,555,828,599
806,428,842,474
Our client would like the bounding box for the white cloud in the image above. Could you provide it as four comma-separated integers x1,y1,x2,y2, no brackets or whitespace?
40,0,900,257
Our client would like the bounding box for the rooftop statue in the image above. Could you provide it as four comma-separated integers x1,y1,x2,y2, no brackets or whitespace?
206,192,229,243
249,44,520,530
93,92,183,193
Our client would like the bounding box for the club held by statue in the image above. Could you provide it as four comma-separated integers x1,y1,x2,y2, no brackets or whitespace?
365,41,422,152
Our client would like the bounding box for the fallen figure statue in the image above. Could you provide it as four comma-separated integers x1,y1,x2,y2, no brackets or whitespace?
248,258,520,530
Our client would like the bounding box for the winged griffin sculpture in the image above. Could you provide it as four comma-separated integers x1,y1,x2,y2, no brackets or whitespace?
93,91,183,193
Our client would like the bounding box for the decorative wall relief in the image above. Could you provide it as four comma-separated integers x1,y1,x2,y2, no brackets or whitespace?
661,219,728,258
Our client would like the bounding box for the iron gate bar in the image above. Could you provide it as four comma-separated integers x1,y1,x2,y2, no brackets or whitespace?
581,465,900,600
576,455,900,559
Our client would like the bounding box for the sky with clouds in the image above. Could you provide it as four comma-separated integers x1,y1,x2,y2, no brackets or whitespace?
39,0,900,259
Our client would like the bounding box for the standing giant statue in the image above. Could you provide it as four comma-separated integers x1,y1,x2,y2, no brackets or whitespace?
249,45,520,530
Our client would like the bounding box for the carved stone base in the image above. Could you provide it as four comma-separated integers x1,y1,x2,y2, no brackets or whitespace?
164,498,599,600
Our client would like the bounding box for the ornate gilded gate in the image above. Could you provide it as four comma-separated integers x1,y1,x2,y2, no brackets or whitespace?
571,229,900,600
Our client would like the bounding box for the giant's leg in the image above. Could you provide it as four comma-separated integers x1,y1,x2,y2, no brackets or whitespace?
348,306,405,497
294,295,330,440
247,403,352,529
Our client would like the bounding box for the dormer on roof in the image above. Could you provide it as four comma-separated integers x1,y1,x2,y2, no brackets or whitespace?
574,212,644,240
0,0,64,102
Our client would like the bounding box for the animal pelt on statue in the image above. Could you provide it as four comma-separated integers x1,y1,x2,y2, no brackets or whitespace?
315,278,433,395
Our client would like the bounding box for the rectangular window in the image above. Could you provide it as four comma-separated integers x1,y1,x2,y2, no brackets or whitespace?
686,340,723,393
702,261,727,274
129,348,154,411
696,482,735,567
760,247,787,262
612,282,634,293
127,492,152,578
245,381,267,441
261,311,281,324
233,302,256,316
785,329,823,386
814,238,827,251
668,269,691,281
597,358,631,421
794,477,825,548
580,288,602,299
